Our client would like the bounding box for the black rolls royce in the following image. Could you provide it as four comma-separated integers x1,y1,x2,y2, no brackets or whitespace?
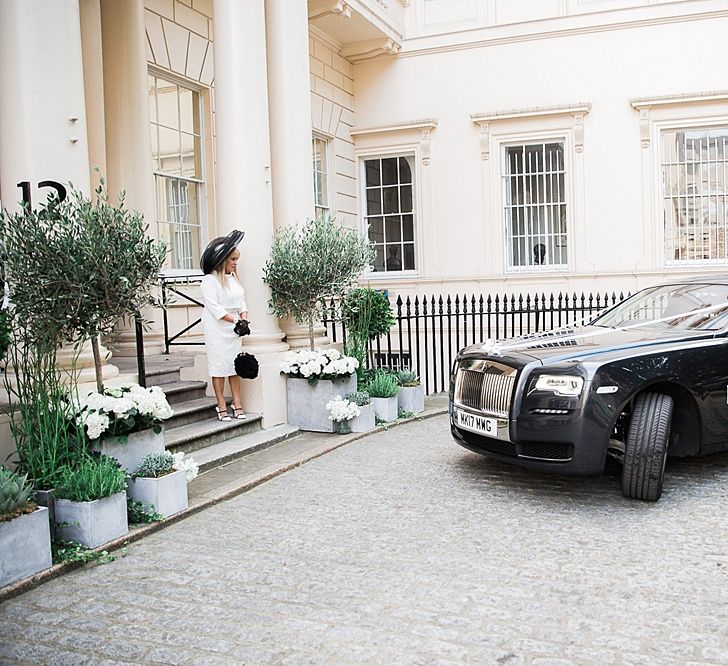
449,277,728,501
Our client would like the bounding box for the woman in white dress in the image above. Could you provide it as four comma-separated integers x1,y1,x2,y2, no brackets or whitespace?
199,231,248,421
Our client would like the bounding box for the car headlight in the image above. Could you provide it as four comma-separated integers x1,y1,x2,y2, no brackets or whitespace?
533,374,584,396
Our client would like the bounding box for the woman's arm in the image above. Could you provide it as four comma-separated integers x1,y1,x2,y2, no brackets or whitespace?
200,275,231,321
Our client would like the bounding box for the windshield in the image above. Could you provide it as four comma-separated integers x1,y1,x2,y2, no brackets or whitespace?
591,283,728,331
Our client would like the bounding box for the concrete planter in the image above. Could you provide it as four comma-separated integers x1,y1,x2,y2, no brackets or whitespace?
348,403,375,432
286,375,357,432
55,491,128,549
371,396,399,422
398,384,425,414
95,427,166,473
0,507,52,588
127,469,188,518
35,489,56,538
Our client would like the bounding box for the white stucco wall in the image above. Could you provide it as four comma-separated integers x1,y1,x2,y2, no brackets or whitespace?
351,9,728,300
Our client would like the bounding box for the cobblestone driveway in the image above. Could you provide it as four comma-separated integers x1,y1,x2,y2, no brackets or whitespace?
3,414,728,665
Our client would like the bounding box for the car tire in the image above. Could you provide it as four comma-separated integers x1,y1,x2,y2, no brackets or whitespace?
622,392,673,501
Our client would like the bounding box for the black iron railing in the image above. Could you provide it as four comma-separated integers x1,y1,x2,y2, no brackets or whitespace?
322,290,629,395
160,274,205,354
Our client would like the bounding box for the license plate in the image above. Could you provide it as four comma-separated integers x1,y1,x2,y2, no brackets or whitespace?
456,409,498,437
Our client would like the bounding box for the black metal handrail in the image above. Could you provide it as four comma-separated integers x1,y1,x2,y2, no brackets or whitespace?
160,274,205,354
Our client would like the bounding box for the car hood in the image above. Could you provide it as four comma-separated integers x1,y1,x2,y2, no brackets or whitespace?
457,325,713,366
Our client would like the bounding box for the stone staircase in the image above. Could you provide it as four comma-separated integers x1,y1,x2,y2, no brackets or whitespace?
119,357,298,474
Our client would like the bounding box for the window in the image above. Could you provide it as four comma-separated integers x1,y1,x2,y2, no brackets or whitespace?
364,156,416,273
661,126,728,264
148,72,204,270
502,141,567,271
312,135,330,219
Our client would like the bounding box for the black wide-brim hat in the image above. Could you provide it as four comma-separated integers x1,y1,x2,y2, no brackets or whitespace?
200,230,245,274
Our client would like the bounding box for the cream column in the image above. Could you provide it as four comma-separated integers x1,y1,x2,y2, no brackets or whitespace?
265,0,328,349
208,0,289,427
99,0,165,358
0,0,118,387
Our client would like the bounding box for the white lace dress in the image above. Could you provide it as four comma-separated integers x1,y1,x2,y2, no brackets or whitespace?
200,273,248,377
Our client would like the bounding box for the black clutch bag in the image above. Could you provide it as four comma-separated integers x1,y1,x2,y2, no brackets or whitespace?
235,352,259,379
234,319,251,336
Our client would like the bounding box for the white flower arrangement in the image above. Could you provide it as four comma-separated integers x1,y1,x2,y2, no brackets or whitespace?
171,452,199,482
75,383,174,440
280,348,359,380
325,395,361,423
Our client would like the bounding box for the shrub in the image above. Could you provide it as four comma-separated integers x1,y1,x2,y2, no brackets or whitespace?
133,452,174,479
396,369,420,387
0,467,35,522
54,456,126,502
342,288,395,340
345,390,371,406
366,370,400,398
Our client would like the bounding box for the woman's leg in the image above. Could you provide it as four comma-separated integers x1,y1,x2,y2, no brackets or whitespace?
229,375,244,413
211,376,228,412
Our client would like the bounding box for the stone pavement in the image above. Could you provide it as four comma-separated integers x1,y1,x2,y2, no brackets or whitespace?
3,406,728,664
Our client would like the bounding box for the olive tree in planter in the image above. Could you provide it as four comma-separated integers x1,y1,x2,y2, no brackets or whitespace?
263,214,374,350
0,467,52,589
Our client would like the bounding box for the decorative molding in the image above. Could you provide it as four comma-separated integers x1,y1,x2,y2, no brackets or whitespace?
309,24,344,53
308,0,352,21
340,38,401,61
350,119,438,166
470,102,591,123
636,106,652,148
397,0,410,5
471,104,591,158
630,90,728,108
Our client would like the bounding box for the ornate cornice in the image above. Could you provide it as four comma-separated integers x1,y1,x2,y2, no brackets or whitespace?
350,119,438,165
340,38,401,61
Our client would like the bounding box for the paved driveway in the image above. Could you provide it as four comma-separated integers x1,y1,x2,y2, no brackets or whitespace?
2,414,728,665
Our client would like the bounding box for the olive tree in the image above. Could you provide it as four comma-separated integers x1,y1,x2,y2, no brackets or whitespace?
263,214,374,350
0,181,166,391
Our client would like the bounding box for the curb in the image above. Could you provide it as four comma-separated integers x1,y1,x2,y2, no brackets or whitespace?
0,406,448,604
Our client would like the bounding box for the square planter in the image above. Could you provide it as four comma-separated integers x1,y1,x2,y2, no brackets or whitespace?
36,489,57,538
398,385,425,414
348,403,375,433
371,395,399,422
127,469,188,518
55,491,128,549
0,507,52,588
286,375,357,432
94,427,165,473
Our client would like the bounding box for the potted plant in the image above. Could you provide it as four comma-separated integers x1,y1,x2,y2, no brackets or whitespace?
396,369,425,415
75,383,174,472
325,395,361,434
344,390,375,433
54,455,128,549
366,370,400,422
0,467,52,588
263,214,374,350
126,451,198,518
280,348,358,432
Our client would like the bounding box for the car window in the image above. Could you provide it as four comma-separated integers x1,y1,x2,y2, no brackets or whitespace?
591,284,728,331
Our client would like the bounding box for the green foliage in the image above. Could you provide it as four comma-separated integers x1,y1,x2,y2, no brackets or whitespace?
398,408,415,419
0,467,35,519
133,452,174,479
6,342,87,490
127,498,165,524
345,390,370,406
52,538,119,565
263,214,374,349
396,369,420,386
54,456,126,503
342,288,395,339
0,309,11,362
0,181,167,389
366,370,400,398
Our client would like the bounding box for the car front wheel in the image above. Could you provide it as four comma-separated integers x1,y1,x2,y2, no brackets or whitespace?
622,392,673,501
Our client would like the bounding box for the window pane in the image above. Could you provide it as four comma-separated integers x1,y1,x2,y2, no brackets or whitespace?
366,188,382,215
148,74,158,124
385,245,402,271
156,80,179,130
385,216,401,242
400,185,413,212
399,156,413,184
383,186,399,214
365,159,381,186
381,158,398,185
402,215,414,241
373,245,385,272
403,244,415,270
369,217,384,244
158,126,182,175
179,88,195,134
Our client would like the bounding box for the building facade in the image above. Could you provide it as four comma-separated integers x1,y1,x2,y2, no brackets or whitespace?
1,0,727,432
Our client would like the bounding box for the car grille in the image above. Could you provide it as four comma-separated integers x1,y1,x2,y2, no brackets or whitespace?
455,362,516,418
461,430,517,457
519,441,574,462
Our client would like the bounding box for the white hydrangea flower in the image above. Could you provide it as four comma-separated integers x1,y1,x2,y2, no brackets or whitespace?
172,452,199,482
83,412,110,440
